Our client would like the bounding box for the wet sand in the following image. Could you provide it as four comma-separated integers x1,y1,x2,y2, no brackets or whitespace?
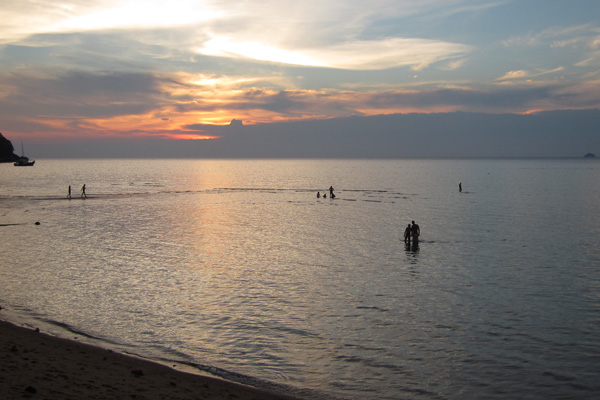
0,320,300,399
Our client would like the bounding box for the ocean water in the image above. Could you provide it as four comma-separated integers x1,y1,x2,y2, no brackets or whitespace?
1,158,599,399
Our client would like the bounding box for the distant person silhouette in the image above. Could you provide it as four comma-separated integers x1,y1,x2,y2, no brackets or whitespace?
411,221,420,241
317,192,320,198
68,185,71,199
404,224,412,243
323,193,327,198
329,185,334,198
81,184,87,199
459,182,462,192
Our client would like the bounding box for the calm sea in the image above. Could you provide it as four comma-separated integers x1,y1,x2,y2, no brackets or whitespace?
1,159,599,399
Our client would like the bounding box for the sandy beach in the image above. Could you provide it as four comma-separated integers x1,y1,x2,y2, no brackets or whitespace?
0,319,300,400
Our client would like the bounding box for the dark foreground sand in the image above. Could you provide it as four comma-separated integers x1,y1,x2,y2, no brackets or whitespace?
0,320,300,399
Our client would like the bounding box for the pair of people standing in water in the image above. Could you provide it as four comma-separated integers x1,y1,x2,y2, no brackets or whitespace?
404,221,420,243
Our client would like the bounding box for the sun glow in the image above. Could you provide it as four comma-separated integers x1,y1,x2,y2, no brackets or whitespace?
166,133,220,140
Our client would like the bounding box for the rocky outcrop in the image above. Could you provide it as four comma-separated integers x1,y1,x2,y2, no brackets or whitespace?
583,153,596,158
0,132,19,162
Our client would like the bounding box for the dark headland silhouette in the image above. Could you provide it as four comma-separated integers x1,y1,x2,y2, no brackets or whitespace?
0,132,19,162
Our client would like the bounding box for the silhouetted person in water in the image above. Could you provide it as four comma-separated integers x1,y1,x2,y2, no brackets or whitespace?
329,186,334,198
323,193,327,198
459,182,462,192
411,221,420,241
68,185,71,199
317,192,320,198
404,224,412,243
81,184,87,199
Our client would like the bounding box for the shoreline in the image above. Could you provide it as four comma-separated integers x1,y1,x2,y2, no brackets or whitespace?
0,319,301,399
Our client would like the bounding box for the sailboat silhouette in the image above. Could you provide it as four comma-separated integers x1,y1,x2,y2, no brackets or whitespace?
14,142,35,166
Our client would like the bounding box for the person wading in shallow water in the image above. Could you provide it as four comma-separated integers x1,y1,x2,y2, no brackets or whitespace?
81,184,87,199
404,224,412,243
411,221,420,241
329,185,335,198
68,185,71,199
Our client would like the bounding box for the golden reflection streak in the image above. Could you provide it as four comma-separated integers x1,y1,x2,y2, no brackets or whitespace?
188,161,238,273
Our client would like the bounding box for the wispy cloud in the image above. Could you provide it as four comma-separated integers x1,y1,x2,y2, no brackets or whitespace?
503,23,600,49
5,0,477,71
56,0,224,31
303,38,471,71
496,67,564,82
197,36,471,70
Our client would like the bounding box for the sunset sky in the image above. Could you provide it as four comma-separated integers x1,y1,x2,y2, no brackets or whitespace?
1,0,600,156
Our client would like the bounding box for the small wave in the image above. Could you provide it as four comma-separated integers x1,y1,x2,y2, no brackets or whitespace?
356,306,389,312
344,189,388,193
40,318,119,343
183,362,328,400
542,371,577,382
270,325,321,339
